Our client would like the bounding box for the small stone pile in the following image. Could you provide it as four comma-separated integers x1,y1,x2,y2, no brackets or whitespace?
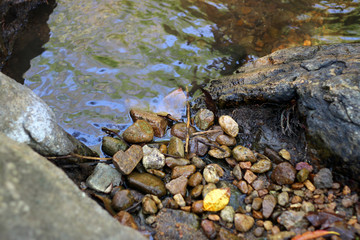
83,108,360,240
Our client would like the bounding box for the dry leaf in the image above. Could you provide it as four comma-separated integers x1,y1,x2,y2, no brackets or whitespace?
291,230,339,240
203,188,231,212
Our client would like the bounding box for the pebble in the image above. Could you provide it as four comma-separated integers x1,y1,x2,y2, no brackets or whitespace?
219,115,239,137
191,156,206,169
296,168,309,183
343,185,351,195
254,227,264,237
277,210,307,230
113,144,143,175
301,201,315,213
145,215,157,225
234,213,255,232
165,157,190,168
191,185,204,198
171,122,196,140
165,175,188,196
314,168,333,189
291,195,302,204
277,192,289,206
142,195,158,214
268,231,295,240
208,145,231,159
194,109,215,130
206,125,224,141
232,145,256,162
123,119,154,143
201,219,217,239
244,170,257,184
189,136,209,157
171,165,196,179
219,206,234,224
216,134,236,146
278,149,291,161
146,169,165,178
263,220,273,231
127,172,166,197
173,193,186,207
218,228,239,240
111,189,135,211
270,162,296,185
86,163,122,193
162,197,179,209
203,165,220,183
159,144,167,154
252,177,267,190
291,182,304,189
232,164,242,180
129,108,168,138
239,161,252,169
114,211,138,230
168,136,184,158
304,179,315,191
101,136,128,156
250,159,272,173
252,197,263,211
188,172,203,187
237,180,249,194
142,145,165,170
202,183,217,198
262,194,277,218
192,200,204,214
295,162,313,172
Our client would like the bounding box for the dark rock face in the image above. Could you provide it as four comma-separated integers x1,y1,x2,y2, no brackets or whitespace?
202,43,360,184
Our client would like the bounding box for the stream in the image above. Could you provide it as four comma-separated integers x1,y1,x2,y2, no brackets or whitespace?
23,0,360,153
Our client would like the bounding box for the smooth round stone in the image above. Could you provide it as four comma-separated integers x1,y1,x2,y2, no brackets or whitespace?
173,193,186,207
127,172,166,197
232,145,256,162
171,123,196,140
165,175,188,196
203,165,221,183
142,196,158,215
297,168,310,183
171,165,196,179
202,183,217,198
270,162,297,185
254,227,264,237
219,115,239,137
194,109,215,130
167,136,184,158
142,145,165,170
250,159,272,173
220,206,235,223
233,164,242,180
216,134,236,146
208,145,231,159
252,197,263,211
278,191,289,207
191,156,206,169
192,200,204,214
102,136,128,156
262,194,277,218
277,210,307,230
188,172,203,187
123,120,154,143
236,180,249,194
189,136,209,157
201,219,217,239
314,168,333,189
111,189,135,211
279,149,291,161
159,144,167,154
191,185,204,198
234,214,254,232
165,157,190,168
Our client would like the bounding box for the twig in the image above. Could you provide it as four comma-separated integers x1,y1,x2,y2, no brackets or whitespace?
47,153,112,161
164,153,183,159
196,138,226,152
191,129,222,137
185,86,190,157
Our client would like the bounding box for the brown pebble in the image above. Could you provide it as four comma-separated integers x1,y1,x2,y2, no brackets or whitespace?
216,134,236,146
252,197,263,211
263,220,273,231
171,165,196,179
225,158,238,167
188,172,203,187
239,161,252,169
159,144,167,154
253,227,264,237
190,185,203,198
114,211,138,230
258,189,269,197
291,195,302,204
181,206,191,212
343,185,351,195
304,179,316,192
192,200,204,214
208,214,220,221
252,210,263,219
234,214,254,232
201,219,217,239
292,182,304,190
244,170,257,184
237,180,249,194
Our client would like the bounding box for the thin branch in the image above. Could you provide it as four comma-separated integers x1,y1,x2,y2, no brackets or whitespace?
185,86,190,157
47,153,112,161
191,129,222,137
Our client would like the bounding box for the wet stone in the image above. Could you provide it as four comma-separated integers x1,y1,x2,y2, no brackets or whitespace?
271,162,296,185
301,201,315,213
277,210,307,230
216,134,236,146
278,192,289,207
168,136,184,158
219,115,239,137
189,136,209,157
142,195,158,215
191,156,206,169
174,193,186,207
233,164,242,180
162,197,179,209
188,172,203,187
220,206,235,223
171,122,196,140
165,157,190,168
166,175,188,196
86,163,122,193
244,170,257,184
191,185,204,198
208,145,231,159
252,176,268,190
232,145,256,162
130,108,168,138
237,180,249,194
171,165,196,179
127,172,166,197
203,165,220,183
112,189,135,211
201,219,217,239
142,145,165,170
234,214,254,232
278,149,291,161
250,159,272,173
192,200,204,214
297,168,309,183
262,194,277,218
101,136,128,156
206,125,224,141
217,181,246,211
123,119,154,143
314,168,333,189
252,197,263,211
218,228,240,240
202,183,217,198
254,227,264,237
113,144,143,175
295,162,313,172
194,109,215,130
114,211,138,230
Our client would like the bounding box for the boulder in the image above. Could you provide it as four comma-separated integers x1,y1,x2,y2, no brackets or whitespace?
0,132,146,240
0,73,96,159
201,43,360,183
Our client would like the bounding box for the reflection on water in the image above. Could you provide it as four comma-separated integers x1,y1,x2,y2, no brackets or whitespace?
24,0,360,151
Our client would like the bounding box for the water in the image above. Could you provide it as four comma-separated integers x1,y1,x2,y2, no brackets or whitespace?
24,0,360,152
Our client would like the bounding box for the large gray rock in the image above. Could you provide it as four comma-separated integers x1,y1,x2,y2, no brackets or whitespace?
202,43,360,183
0,72,96,158
0,132,146,240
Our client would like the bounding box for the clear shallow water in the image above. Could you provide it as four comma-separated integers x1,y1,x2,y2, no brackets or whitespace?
24,0,360,152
